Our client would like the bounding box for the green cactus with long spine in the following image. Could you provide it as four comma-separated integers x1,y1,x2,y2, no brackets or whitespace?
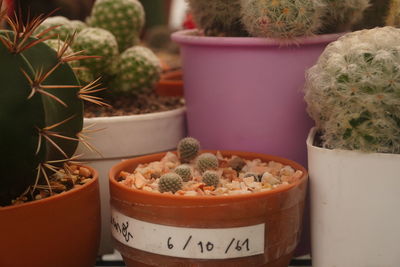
89,0,145,52
0,12,103,206
240,0,326,39
304,26,400,153
186,0,248,37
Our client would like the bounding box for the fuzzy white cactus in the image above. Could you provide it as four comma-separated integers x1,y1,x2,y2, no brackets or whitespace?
304,26,400,153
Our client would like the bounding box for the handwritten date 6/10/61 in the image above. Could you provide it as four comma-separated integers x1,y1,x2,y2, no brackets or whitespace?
167,235,250,254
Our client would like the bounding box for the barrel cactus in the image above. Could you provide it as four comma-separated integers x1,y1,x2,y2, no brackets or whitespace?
196,153,219,173
0,12,104,206
112,46,161,94
186,0,248,36
177,137,200,163
304,26,400,153
88,0,145,52
158,173,183,193
240,0,326,39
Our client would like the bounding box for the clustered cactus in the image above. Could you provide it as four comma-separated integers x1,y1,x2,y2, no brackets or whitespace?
304,26,400,153
0,10,103,205
157,137,222,193
187,0,399,40
37,0,161,96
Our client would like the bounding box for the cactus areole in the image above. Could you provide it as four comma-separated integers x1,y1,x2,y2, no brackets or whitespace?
0,11,104,206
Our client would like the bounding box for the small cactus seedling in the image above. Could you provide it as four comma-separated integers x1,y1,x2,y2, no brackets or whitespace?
72,27,119,77
89,0,145,52
196,153,219,173
202,170,220,188
177,137,200,163
304,26,400,153
158,173,183,193
240,0,326,40
112,46,161,94
0,10,106,206
174,164,192,182
186,0,248,36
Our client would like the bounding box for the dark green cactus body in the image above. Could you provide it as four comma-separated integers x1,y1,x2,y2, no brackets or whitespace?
0,31,83,205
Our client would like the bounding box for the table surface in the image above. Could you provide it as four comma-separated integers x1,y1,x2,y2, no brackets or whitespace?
95,257,312,266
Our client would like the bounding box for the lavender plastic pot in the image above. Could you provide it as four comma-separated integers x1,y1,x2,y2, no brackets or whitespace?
171,29,342,167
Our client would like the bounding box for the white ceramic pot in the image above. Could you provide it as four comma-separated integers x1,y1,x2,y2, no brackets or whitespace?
307,127,400,267
76,107,186,254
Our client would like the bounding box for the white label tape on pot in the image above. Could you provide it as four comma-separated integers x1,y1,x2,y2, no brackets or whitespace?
111,208,265,259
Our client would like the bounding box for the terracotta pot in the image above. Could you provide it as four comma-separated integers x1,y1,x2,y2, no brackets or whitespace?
0,166,101,267
76,107,186,254
155,69,184,97
109,151,308,267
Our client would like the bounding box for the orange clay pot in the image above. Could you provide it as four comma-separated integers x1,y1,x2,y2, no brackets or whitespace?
109,151,308,267
0,165,101,267
155,69,184,97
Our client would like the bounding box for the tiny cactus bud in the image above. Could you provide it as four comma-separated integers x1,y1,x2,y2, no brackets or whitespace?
196,153,219,173
202,170,220,188
158,173,183,193
177,137,200,163
174,164,192,182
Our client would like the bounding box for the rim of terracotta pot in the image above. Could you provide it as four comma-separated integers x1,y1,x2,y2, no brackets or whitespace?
171,29,344,47
84,106,186,123
109,150,308,203
307,127,400,158
155,69,184,97
0,165,99,211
